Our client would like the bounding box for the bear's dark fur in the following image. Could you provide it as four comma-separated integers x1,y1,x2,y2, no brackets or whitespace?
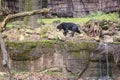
57,22,81,37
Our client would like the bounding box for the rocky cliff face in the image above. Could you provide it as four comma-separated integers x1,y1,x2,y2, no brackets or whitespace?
0,40,120,79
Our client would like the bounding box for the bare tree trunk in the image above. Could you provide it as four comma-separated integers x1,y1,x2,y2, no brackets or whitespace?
118,0,120,17
24,0,31,25
28,0,39,28
0,0,1,9
24,0,39,28
0,32,13,80
19,0,24,12
0,0,5,9
67,0,73,12
0,0,5,21
0,0,2,19
66,0,74,17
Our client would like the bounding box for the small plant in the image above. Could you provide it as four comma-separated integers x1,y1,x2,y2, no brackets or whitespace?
54,35,59,40
40,26,49,35
86,11,105,18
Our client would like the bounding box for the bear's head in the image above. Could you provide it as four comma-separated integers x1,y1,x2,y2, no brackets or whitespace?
56,24,63,31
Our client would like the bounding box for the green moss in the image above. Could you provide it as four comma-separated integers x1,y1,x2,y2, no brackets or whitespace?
87,42,98,51
45,71,61,76
5,40,58,60
38,40,56,48
70,51,81,58
11,52,30,61
65,41,97,51
40,26,49,35
80,51,89,58
66,74,77,79
44,71,77,78
5,40,97,61
6,40,56,49
65,41,97,59
70,50,90,59
112,42,120,44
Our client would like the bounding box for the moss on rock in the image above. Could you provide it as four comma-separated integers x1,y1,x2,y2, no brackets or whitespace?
5,40,97,61
67,42,97,59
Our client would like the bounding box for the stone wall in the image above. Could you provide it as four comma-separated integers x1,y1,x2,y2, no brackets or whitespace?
0,40,120,79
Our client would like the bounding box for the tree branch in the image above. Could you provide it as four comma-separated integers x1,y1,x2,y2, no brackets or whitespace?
0,8,50,30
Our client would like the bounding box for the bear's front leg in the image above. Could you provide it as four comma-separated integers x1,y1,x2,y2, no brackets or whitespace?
71,30,75,37
63,30,68,36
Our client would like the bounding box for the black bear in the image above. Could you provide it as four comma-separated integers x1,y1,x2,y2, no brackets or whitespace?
57,22,81,37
